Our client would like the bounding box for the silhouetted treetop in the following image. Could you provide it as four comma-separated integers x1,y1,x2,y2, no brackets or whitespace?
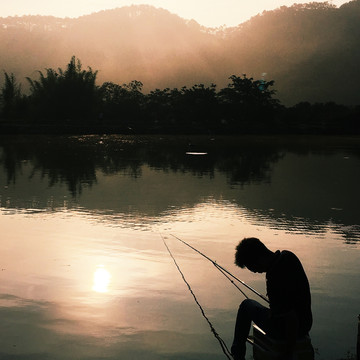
0,72,25,118
1,55,358,135
26,56,99,120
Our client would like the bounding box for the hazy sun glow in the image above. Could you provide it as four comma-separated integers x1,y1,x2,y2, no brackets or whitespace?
1,0,350,27
92,266,111,293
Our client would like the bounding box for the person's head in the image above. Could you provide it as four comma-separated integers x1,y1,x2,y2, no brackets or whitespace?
234,237,272,273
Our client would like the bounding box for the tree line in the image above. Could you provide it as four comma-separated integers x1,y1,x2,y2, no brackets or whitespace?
1,56,359,134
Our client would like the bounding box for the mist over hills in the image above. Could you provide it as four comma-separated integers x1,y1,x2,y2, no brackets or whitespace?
0,1,359,106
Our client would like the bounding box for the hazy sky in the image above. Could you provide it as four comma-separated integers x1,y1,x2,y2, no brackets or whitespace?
1,0,350,27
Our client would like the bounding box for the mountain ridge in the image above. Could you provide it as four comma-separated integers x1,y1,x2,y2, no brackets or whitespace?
1,2,359,105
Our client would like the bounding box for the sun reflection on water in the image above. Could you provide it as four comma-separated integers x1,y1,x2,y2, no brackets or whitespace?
92,266,111,293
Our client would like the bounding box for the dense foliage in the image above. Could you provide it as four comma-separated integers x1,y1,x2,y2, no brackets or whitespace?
0,57,359,134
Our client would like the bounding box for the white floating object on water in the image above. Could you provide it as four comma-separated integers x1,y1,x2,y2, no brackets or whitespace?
186,152,208,155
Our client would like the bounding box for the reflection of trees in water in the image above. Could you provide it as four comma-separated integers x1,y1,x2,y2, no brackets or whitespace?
216,149,281,185
1,136,98,196
0,135,283,196
0,145,22,185
1,135,359,243
1,134,359,193
243,208,360,244
333,224,360,245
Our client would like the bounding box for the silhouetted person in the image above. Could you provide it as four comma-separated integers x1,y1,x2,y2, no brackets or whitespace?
231,237,312,360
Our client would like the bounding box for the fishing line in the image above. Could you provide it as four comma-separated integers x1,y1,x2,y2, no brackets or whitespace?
160,233,234,360
170,234,269,304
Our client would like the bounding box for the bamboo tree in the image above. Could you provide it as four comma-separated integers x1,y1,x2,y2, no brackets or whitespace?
26,56,100,121
0,72,26,119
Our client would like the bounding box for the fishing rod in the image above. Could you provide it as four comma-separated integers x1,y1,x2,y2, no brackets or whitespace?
161,233,233,360
170,234,269,304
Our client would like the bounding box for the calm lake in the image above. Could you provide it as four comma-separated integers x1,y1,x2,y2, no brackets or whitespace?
0,134,359,360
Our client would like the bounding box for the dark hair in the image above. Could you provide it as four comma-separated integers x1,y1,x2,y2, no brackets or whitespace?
234,237,269,268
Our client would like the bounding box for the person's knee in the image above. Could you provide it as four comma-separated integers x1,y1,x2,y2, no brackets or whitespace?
239,298,255,311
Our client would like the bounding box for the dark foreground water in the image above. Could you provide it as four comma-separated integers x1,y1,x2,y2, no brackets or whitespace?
0,135,359,360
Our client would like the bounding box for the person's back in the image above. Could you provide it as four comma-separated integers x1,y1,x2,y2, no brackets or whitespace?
266,250,312,337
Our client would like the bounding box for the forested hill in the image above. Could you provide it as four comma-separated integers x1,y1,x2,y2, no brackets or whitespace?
0,1,359,106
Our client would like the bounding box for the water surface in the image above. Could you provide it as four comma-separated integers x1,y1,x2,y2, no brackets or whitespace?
0,135,359,360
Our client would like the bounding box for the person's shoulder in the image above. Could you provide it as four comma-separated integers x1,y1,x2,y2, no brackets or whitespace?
281,250,297,258
280,250,303,267
268,250,301,275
